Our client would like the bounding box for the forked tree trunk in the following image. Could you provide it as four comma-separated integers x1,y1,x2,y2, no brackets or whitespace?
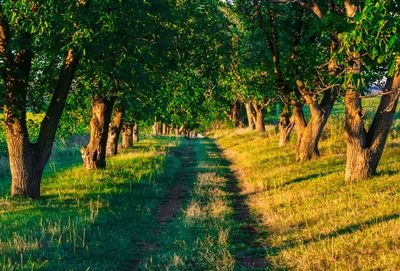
132,123,139,142
2,45,79,198
244,102,256,130
344,71,400,181
279,104,295,146
294,81,337,162
81,97,115,169
253,103,265,132
106,108,124,157
121,124,133,148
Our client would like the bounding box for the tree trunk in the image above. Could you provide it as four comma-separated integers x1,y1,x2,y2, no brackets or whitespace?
132,123,139,142
1,42,79,198
162,123,167,135
293,102,324,162
106,108,124,157
344,61,399,181
245,102,256,130
253,103,265,132
81,97,115,170
230,102,241,127
6,122,43,199
279,104,295,146
296,114,323,161
152,122,159,136
294,81,337,162
121,124,133,148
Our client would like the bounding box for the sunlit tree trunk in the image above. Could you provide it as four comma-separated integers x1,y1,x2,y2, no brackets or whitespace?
345,72,399,181
81,96,115,169
132,123,139,142
294,81,337,162
106,107,124,157
279,104,294,146
1,43,79,198
244,102,256,130
252,103,265,132
121,124,133,148
152,121,159,136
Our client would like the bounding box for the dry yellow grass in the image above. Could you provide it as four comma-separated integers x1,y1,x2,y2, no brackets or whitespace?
212,127,400,270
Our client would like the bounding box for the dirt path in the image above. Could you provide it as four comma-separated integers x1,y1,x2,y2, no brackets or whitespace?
155,141,196,225
133,139,268,270
133,139,197,267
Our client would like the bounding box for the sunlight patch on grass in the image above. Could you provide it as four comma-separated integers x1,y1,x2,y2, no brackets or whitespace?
214,125,400,270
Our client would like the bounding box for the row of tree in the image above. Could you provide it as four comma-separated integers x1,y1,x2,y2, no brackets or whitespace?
223,0,399,181
0,0,231,199
0,0,399,199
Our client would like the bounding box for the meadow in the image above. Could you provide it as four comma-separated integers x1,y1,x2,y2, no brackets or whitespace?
210,99,400,270
0,98,399,270
0,138,177,270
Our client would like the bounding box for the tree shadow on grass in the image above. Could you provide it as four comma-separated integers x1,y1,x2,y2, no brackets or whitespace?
0,140,184,271
277,172,333,188
375,169,400,177
269,213,400,257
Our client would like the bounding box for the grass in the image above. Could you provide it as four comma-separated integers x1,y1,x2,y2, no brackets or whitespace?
0,138,178,270
140,139,236,270
0,96,399,270
211,113,400,270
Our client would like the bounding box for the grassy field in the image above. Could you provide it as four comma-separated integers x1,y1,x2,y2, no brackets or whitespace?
0,138,178,270
0,97,399,270
211,122,400,270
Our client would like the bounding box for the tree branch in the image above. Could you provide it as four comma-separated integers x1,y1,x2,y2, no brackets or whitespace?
36,48,80,162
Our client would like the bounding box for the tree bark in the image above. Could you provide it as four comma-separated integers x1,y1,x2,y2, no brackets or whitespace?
81,97,115,170
106,107,124,157
121,124,133,148
279,104,295,146
162,123,167,135
1,39,79,198
252,103,265,132
132,123,139,142
245,102,256,130
344,71,400,181
152,121,160,136
230,102,244,128
294,81,337,162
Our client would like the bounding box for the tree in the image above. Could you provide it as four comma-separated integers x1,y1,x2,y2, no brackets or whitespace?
0,0,93,198
80,0,171,168
150,0,232,134
339,0,399,181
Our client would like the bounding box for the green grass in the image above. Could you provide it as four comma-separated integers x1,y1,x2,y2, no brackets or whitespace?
0,138,178,270
141,139,236,270
0,96,399,270
211,125,400,270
